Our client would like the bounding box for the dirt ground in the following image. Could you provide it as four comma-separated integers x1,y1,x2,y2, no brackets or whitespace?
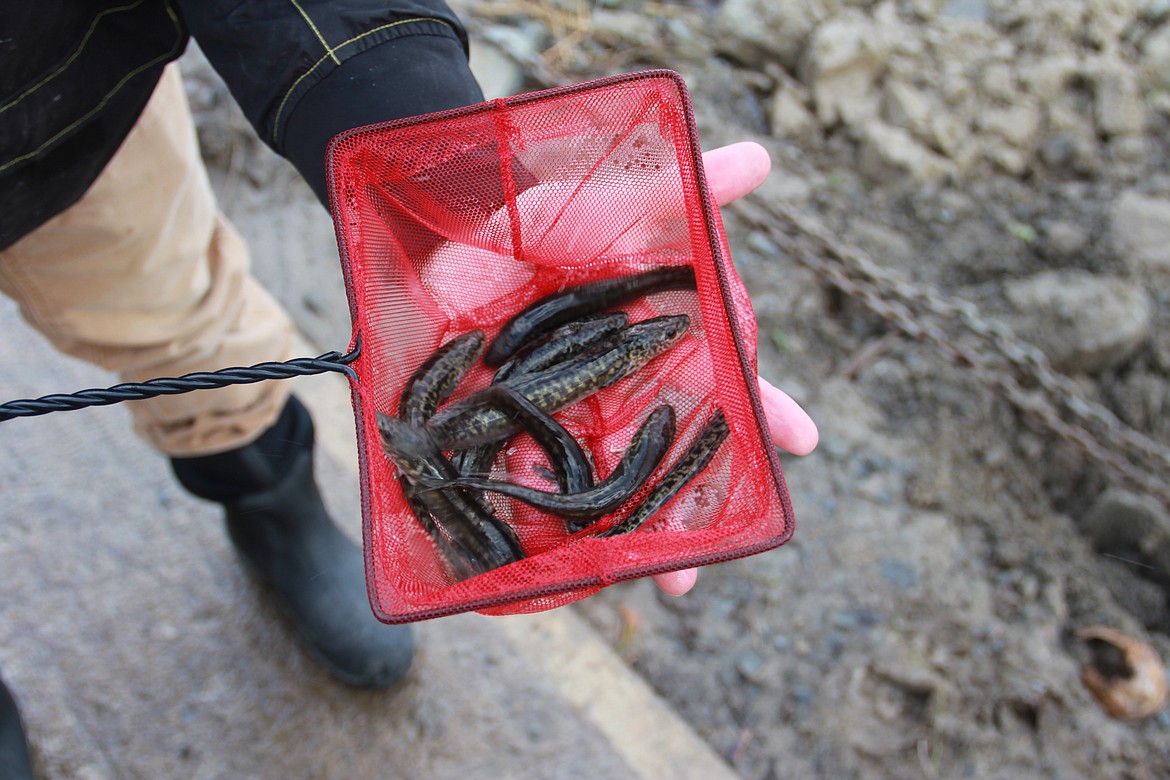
187,1,1170,777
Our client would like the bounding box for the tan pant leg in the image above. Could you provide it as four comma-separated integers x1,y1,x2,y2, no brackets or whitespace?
0,65,295,457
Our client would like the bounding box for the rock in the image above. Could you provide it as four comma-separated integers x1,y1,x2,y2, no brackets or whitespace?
770,88,819,138
715,0,837,70
754,167,814,207
1140,24,1170,91
928,112,974,166
1041,98,1105,172
1111,190,1170,271
905,0,951,20
1038,133,1078,170
1003,270,1152,373
858,121,957,184
882,80,934,138
984,142,1030,175
1040,219,1090,257
769,75,818,138
935,57,976,113
939,0,987,20
1017,54,1078,102
801,11,892,126
734,649,767,682
979,61,1017,102
978,103,1041,149
847,219,917,267
590,9,660,48
872,644,944,694
476,22,548,88
986,1,1080,50
878,558,920,591
691,59,770,135
660,17,715,66
1143,0,1170,23
874,0,920,56
1152,90,1170,117
1108,134,1150,164
468,39,525,100
1081,0,1143,50
1087,55,1147,137
810,66,882,127
1080,488,1170,562
1082,489,1170,593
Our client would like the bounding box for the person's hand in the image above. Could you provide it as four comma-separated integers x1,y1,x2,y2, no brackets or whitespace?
650,143,818,597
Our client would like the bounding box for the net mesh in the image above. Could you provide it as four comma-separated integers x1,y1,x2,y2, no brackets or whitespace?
326,71,793,623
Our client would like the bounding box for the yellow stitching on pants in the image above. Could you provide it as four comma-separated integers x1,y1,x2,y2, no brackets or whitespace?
269,17,455,147
0,0,150,116
0,3,185,174
287,0,342,66
0,2,184,174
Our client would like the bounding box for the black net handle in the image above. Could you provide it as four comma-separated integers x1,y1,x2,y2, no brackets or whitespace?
0,339,361,423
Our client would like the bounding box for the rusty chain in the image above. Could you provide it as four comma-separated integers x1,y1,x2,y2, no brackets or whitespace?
734,197,1170,510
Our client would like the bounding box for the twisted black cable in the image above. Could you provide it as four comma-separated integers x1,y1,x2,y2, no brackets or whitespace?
0,341,361,423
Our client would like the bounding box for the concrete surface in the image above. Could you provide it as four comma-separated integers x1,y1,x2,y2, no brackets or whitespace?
0,175,737,779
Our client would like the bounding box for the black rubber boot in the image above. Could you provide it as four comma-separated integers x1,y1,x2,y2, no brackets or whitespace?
171,397,413,689
0,676,36,780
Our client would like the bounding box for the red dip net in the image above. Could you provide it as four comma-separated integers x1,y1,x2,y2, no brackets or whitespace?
326,70,794,623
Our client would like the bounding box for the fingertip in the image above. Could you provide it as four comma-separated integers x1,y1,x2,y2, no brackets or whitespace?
702,142,772,206
706,140,771,167
781,419,820,457
758,376,819,456
652,568,698,596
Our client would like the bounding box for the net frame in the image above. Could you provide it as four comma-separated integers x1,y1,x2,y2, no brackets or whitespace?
326,70,794,623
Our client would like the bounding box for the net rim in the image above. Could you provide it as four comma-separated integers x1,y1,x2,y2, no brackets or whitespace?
325,70,795,623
